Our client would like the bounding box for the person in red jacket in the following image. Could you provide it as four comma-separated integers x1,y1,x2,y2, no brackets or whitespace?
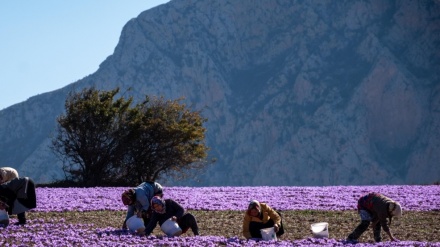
242,200,284,239
347,192,402,243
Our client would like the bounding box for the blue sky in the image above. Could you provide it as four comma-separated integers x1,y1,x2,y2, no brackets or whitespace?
0,0,169,110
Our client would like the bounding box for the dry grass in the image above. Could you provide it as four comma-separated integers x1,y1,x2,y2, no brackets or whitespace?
23,210,440,243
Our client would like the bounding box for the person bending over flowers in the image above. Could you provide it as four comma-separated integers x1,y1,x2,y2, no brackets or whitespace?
0,177,36,225
242,200,284,239
347,192,402,243
121,181,163,229
143,196,199,236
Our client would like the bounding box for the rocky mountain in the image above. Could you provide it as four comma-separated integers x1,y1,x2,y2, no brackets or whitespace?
0,0,439,186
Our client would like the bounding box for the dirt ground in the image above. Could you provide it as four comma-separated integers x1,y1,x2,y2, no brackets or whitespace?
25,209,440,243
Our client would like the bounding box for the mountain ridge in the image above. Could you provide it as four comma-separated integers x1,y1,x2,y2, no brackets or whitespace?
0,0,439,186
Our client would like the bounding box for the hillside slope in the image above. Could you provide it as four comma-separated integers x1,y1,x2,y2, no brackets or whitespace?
0,0,439,185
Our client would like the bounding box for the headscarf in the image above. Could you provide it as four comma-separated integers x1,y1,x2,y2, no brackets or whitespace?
247,200,261,216
151,196,166,214
0,167,19,184
121,189,135,205
389,201,402,218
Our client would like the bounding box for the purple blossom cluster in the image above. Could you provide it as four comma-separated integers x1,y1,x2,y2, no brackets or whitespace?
1,218,439,247
35,185,440,212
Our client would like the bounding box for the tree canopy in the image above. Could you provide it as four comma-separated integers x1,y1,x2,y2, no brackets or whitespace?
51,87,210,186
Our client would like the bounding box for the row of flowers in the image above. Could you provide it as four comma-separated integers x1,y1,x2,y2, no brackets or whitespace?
1,219,439,247
35,185,440,212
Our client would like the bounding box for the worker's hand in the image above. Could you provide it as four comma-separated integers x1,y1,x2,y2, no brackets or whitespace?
273,224,279,233
171,216,177,221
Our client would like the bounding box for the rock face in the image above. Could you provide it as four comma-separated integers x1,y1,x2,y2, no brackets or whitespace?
0,0,439,186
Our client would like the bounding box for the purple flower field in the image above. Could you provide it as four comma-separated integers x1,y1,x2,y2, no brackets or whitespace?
35,185,440,212
2,185,438,246
1,219,439,247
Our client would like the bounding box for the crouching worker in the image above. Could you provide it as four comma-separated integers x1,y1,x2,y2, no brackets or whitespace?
0,177,37,225
144,196,199,236
347,192,402,243
121,181,163,230
242,200,284,239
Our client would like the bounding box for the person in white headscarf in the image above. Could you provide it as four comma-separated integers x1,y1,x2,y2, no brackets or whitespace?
347,192,402,243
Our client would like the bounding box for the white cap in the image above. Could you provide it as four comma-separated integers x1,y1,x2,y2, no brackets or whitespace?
390,202,402,218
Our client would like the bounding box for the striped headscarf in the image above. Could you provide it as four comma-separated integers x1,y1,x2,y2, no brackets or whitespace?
151,196,166,214
247,200,261,216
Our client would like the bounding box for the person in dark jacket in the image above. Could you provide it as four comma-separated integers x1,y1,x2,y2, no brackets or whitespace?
0,177,37,225
242,200,284,239
347,192,402,243
144,196,199,236
121,181,163,230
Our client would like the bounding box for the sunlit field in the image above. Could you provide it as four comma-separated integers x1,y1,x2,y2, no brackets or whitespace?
1,185,439,246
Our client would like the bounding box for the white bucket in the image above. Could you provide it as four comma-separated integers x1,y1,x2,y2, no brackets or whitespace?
161,218,182,236
126,215,145,234
311,222,329,238
260,227,277,241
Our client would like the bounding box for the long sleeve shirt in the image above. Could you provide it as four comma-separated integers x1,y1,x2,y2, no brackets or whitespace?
0,177,36,214
357,193,395,233
144,199,185,235
125,182,163,221
242,202,281,239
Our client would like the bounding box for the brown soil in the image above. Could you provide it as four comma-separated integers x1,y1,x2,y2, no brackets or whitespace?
24,210,440,243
